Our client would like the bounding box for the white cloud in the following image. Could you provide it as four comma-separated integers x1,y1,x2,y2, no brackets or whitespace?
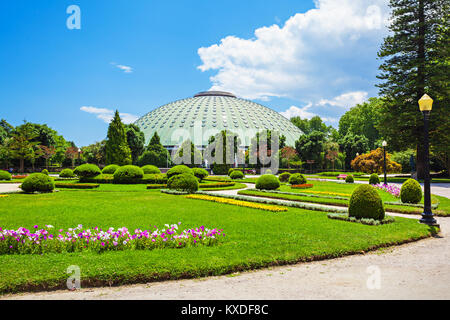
280,103,337,122
317,91,368,108
111,62,133,73
197,0,389,102
80,106,138,124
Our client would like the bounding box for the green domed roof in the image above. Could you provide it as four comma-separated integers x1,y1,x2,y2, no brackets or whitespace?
134,91,303,147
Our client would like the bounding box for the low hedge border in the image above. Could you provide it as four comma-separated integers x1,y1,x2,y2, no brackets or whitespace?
54,178,79,182
327,213,395,226
147,184,167,189
185,194,287,212
81,173,168,184
384,200,439,209
195,191,348,214
199,182,235,188
55,183,100,189
160,189,190,195
291,184,313,189
243,188,349,200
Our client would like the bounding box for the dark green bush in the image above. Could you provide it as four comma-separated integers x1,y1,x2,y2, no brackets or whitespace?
142,174,168,184
167,173,199,193
102,164,120,174
113,165,144,184
80,174,114,184
141,165,161,174
279,172,291,182
74,164,101,178
400,178,422,204
345,175,354,183
348,184,385,220
192,168,209,181
369,173,380,185
230,170,244,180
20,173,55,193
167,165,193,179
41,169,49,175
289,173,306,185
59,169,75,178
256,174,280,190
55,183,99,189
211,163,231,175
0,170,12,181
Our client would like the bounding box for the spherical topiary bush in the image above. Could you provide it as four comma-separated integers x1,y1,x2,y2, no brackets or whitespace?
166,165,193,179
263,168,272,175
41,169,49,176
102,164,120,174
228,168,235,176
369,173,380,185
0,170,12,181
59,169,75,178
230,170,244,180
74,164,101,178
113,165,144,184
348,184,385,220
345,175,354,183
289,173,306,185
192,168,209,181
400,178,422,204
256,174,280,190
167,173,199,193
279,172,291,183
20,173,55,193
141,165,161,175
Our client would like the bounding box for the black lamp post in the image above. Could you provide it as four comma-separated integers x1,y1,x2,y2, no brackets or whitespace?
418,94,437,226
382,140,387,185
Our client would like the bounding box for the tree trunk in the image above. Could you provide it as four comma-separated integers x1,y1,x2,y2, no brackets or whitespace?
19,158,24,173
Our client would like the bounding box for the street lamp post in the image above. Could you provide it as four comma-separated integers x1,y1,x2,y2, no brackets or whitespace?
382,140,387,185
418,94,437,226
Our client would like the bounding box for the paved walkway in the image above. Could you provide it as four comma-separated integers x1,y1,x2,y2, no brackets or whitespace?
0,183,21,194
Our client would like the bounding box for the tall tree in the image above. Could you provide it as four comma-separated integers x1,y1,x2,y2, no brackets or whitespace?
338,98,383,150
291,116,331,135
8,123,40,172
105,111,132,165
138,132,170,168
339,133,369,170
295,131,326,165
125,124,145,164
377,0,449,178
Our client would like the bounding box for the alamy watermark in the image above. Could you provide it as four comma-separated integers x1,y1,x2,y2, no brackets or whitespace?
66,5,81,30
67,265,81,290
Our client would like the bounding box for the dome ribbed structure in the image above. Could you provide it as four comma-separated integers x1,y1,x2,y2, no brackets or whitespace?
134,91,302,147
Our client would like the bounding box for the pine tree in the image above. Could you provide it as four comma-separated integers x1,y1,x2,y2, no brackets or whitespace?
377,0,449,178
105,110,132,165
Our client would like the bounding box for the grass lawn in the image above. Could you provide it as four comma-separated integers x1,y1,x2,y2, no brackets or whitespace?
0,184,435,294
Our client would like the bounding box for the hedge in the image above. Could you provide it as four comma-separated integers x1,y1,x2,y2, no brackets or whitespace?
74,164,101,178
0,170,12,181
113,165,144,184
20,173,55,193
55,183,100,189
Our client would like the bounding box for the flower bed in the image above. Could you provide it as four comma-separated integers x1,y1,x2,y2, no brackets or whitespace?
0,195,8,198
185,194,287,212
373,184,401,198
0,223,224,255
291,184,314,189
12,175,28,179
55,183,100,189
327,213,395,226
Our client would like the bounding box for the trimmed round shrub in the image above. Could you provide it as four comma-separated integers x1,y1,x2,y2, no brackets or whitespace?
74,164,101,178
369,173,380,185
41,169,49,175
20,173,55,193
167,173,199,193
400,178,422,204
167,165,193,179
230,170,244,180
279,172,291,182
0,170,12,181
228,168,235,176
256,174,280,190
348,184,385,220
345,175,354,183
141,165,161,175
289,173,306,185
102,164,120,174
113,165,144,183
59,169,75,178
192,168,209,181
262,168,272,175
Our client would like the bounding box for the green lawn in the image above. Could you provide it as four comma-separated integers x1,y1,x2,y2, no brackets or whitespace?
0,184,435,294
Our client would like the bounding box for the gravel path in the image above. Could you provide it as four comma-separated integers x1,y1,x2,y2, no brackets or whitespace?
2,181,448,300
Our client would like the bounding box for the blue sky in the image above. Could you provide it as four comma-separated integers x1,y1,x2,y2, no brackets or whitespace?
0,0,390,146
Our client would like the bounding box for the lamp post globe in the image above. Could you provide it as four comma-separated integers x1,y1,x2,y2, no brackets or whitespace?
418,94,437,226
382,141,387,185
